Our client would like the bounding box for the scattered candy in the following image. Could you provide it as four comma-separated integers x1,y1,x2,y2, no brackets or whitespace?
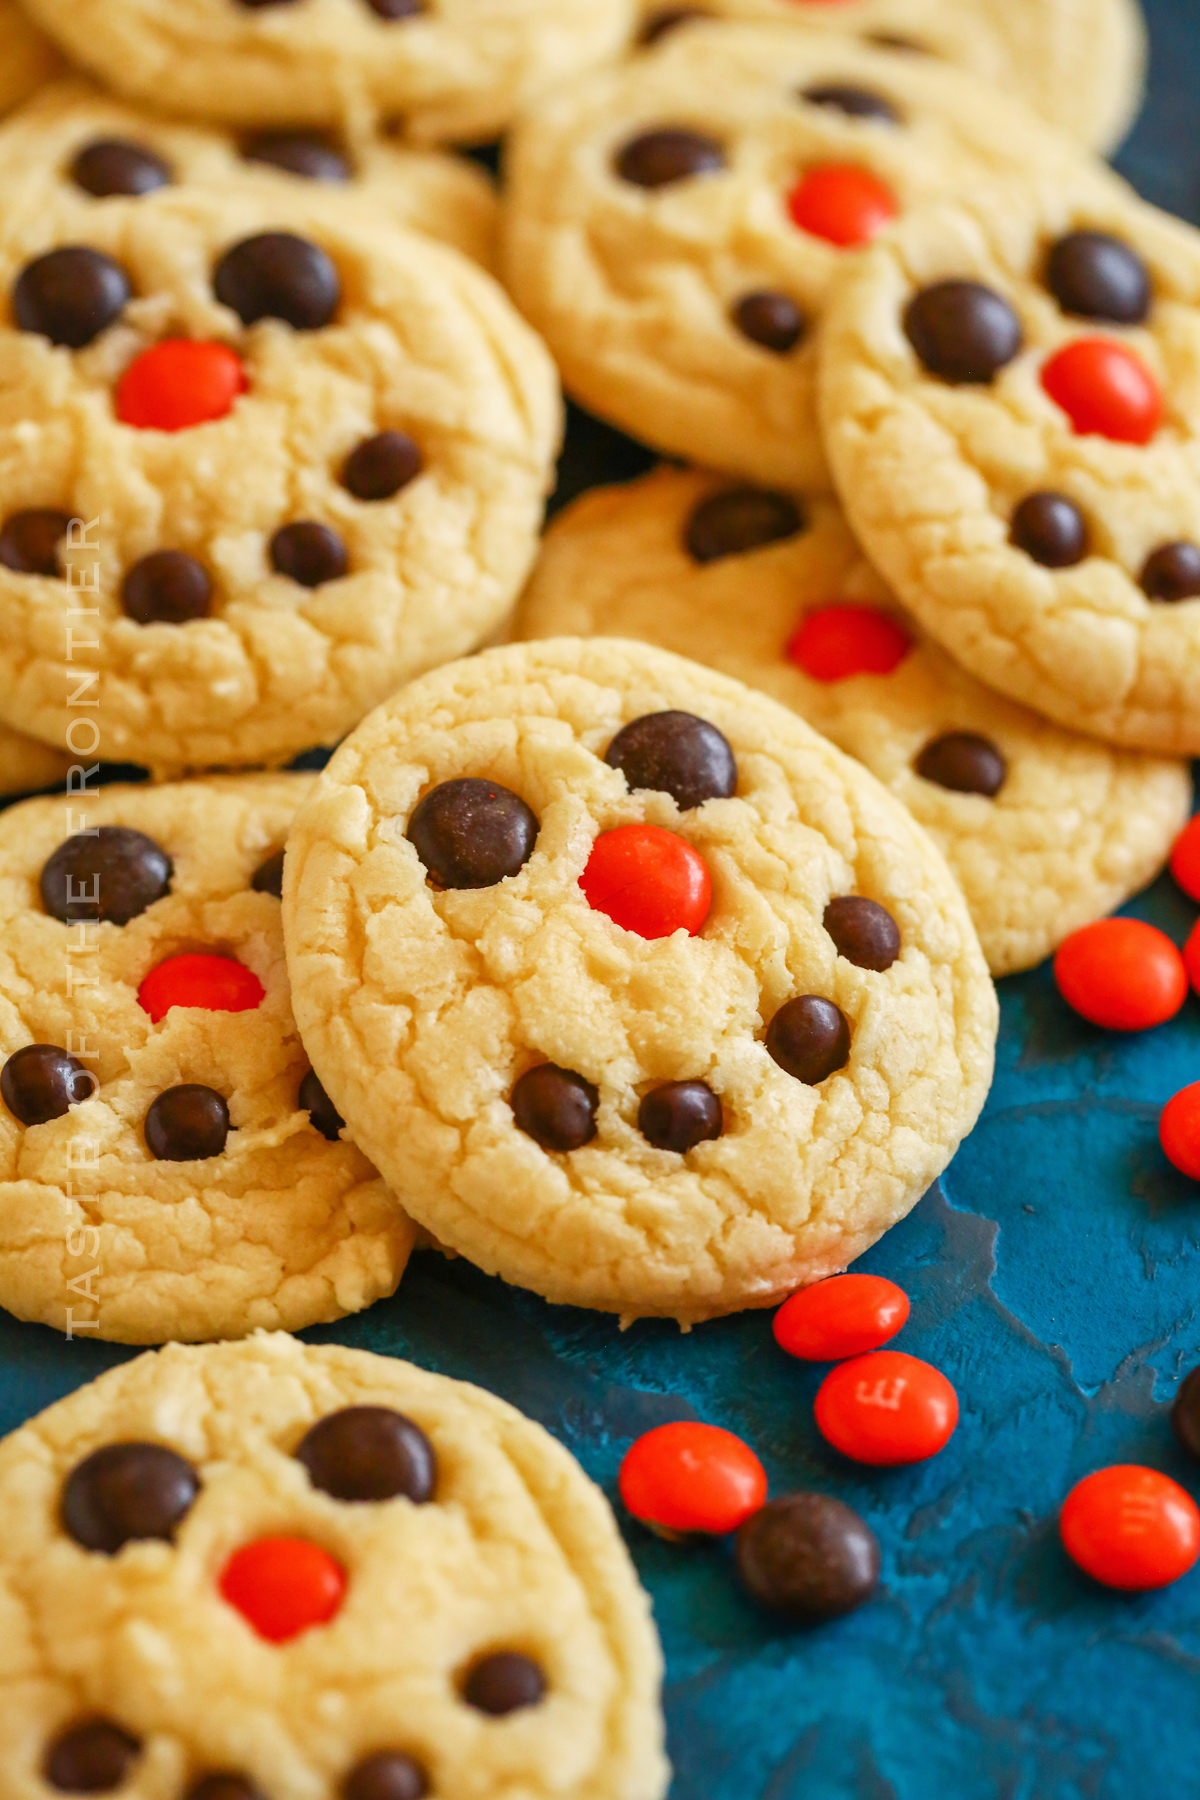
1053,918,1187,1030
219,1536,347,1642
1171,1367,1200,1462
619,1421,767,1536
734,1492,880,1621
138,953,265,1023
787,165,899,248
116,340,245,432
1040,338,1163,444
1160,1082,1200,1180
774,1275,910,1362
786,605,911,682
814,1350,958,1466
1185,918,1200,997
1060,1465,1200,1591
581,824,711,938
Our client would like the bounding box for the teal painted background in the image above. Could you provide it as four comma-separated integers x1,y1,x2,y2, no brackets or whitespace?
3,7,1200,1793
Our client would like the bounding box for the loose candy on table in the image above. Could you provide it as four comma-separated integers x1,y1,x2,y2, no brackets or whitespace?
774,1275,910,1362
814,1351,958,1466
1172,1367,1200,1462
1185,918,1200,996
1053,918,1188,1031
619,1422,767,1536
1160,1082,1200,1180
734,1492,881,1623
1060,1466,1200,1591
1170,816,1200,901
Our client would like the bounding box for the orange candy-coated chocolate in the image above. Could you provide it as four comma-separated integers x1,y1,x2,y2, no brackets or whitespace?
1054,918,1187,1031
1060,1466,1200,1591
619,1422,768,1535
774,1275,910,1362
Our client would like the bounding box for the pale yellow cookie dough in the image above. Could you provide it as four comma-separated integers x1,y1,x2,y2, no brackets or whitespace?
0,1333,669,1800
0,775,415,1344
502,24,1112,493
283,637,997,1324
0,721,69,798
21,0,638,145
0,183,560,773
0,79,499,270
0,0,61,118
636,0,1146,155
517,468,1191,977
819,176,1200,756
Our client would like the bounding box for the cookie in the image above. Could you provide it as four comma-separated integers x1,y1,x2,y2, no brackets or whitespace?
0,78,499,271
636,0,1146,155
819,176,1200,756
501,24,1109,493
0,774,415,1345
517,469,1191,978
283,637,997,1324
0,1332,668,1799
0,0,61,119
0,723,69,800
0,183,560,773
20,0,638,145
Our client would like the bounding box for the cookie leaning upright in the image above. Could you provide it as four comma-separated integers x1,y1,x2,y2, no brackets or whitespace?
284,638,997,1324
636,0,1147,155
0,776,415,1345
501,23,1111,491
0,78,500,270
517,468,1191,977
0,183,560,771
0,1333,668,1799
20,0,638,144
819,177,1200,755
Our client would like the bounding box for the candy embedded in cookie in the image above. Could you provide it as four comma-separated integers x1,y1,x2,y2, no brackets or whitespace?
515,466,1191,976
631,0,1145,154
820,176,1200,754
283,637,997,1322
0,182,558,771
0,775,414,1344
0,78,501,269
502,24,1110,490
0,1335,669,1797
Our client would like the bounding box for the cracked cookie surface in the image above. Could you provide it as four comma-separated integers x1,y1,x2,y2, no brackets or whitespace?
0,775,414,1345
283,637,997,1323
0,1332,668,1800
0,78,499,270
21,0,637,145
501,23,1104,492
819,177,1200,755
0,183,559,773
635,0,1145,154
518,467,1191,977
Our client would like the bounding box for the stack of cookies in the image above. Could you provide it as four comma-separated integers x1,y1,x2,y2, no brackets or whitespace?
0,0,1183,1791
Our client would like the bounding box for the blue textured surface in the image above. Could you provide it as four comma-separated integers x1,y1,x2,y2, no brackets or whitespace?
5,8,1200,1796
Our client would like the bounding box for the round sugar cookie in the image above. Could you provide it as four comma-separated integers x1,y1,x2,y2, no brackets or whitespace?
0,774,415,1345
0,78,499,270
635,0,1146,154
283,637,997,1324
0,0,61,119
19,0,638,145
502,23,1111,493
819,176,1200,755
0,1332,668,1800
517,467,1191,977
0,183,559,773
